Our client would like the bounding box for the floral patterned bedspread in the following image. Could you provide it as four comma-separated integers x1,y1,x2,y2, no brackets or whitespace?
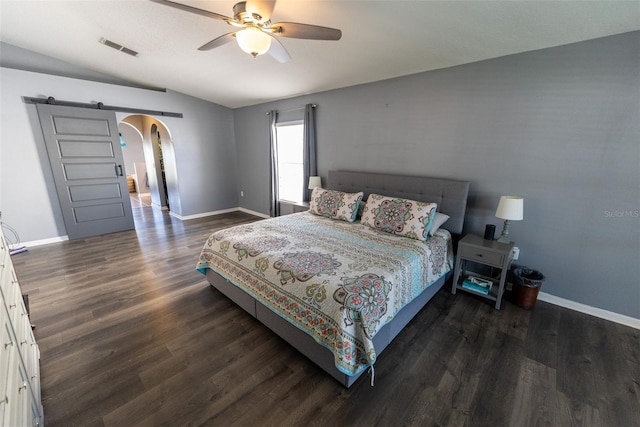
196,212,453,376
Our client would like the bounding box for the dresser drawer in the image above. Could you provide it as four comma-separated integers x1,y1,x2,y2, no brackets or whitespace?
459,244,505,267
5,281,26,329
1,317,19,426
0,251,13,298
0,229,43,425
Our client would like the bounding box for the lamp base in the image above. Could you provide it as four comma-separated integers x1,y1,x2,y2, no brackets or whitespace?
497,219,511,243
497,235,511,244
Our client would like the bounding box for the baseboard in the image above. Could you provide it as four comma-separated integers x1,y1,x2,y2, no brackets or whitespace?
237,207,270,219
174,207,270,221
170,207,242,221
20,235,69,248
538,291,640,330
169,208,271,221
168,211,183,220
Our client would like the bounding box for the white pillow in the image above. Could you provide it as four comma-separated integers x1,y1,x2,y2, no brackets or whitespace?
429,212,450,236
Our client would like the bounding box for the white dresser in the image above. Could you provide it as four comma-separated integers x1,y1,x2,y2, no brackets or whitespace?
0,232,44,426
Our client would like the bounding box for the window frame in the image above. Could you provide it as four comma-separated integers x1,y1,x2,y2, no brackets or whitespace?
275,120,304,205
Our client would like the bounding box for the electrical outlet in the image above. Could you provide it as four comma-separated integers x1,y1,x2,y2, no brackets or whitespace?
240,190,244,197
511,246,520,260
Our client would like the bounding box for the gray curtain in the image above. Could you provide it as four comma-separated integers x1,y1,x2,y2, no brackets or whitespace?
302,104,317,202
268,110,280,217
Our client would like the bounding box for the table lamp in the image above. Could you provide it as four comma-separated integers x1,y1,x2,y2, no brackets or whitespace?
495,196,523,243
308,176,321,190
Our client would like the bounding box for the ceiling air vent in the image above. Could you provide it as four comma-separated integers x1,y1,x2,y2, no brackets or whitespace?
99,37,139,57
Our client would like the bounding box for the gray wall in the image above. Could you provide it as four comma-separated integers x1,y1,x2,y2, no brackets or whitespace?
234,32,640,319
0,67,238,242
1,33,637,319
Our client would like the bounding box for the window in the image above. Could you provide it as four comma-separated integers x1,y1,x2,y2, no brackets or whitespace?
275,121,304,204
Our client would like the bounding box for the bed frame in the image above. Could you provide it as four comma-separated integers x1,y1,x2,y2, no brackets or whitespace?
206,170,470,387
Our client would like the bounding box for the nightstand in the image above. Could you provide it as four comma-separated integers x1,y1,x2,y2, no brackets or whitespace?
451,234,514,309
279,201,309,215
292,202,309,213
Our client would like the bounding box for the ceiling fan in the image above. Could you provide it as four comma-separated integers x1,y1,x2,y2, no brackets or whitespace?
150,0,342,63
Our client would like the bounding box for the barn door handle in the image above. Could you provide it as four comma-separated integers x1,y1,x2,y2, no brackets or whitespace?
116,165,123,177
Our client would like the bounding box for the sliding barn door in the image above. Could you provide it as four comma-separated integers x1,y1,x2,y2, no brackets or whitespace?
36,104,134,239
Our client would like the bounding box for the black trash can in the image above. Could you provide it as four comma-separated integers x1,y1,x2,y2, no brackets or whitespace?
513,267,545,309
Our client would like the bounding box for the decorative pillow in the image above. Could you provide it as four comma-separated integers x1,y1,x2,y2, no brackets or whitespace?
360,194,437,241
429,212,450,236
309,188,364,222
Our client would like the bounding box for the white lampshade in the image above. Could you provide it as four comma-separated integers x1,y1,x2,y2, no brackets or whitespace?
236,27,271,57
308,176,322,190
495,196,524,221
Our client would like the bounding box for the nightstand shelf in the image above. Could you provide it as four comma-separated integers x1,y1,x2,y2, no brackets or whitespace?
451,234,514,309
461,274,499,301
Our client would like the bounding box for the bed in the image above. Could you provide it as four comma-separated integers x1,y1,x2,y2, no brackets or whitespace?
197,170,470,387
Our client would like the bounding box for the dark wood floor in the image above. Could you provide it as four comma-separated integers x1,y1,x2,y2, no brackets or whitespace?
11,206,640,426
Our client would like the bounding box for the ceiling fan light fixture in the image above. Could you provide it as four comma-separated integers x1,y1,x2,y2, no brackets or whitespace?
236,27,271,57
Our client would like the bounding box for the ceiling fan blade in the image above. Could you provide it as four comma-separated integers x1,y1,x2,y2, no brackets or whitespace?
270,22,342,40
267,36,291,63
246,0,276,22
198,32,236,51
150,0,233,23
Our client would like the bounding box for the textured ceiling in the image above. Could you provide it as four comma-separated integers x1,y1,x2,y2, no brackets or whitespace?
1,1,638,108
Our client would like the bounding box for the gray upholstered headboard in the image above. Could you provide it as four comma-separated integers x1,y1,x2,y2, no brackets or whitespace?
327,170,470,235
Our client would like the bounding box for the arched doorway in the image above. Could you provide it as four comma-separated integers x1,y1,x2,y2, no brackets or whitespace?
118,114,179,214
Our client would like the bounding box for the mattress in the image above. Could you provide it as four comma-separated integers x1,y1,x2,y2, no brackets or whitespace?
196,211,453,376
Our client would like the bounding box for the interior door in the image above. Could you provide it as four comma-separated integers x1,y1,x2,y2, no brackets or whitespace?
36,104,134,239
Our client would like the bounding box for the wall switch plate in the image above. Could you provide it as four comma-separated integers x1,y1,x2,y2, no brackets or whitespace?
511,246,520,260
240,191,244,197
